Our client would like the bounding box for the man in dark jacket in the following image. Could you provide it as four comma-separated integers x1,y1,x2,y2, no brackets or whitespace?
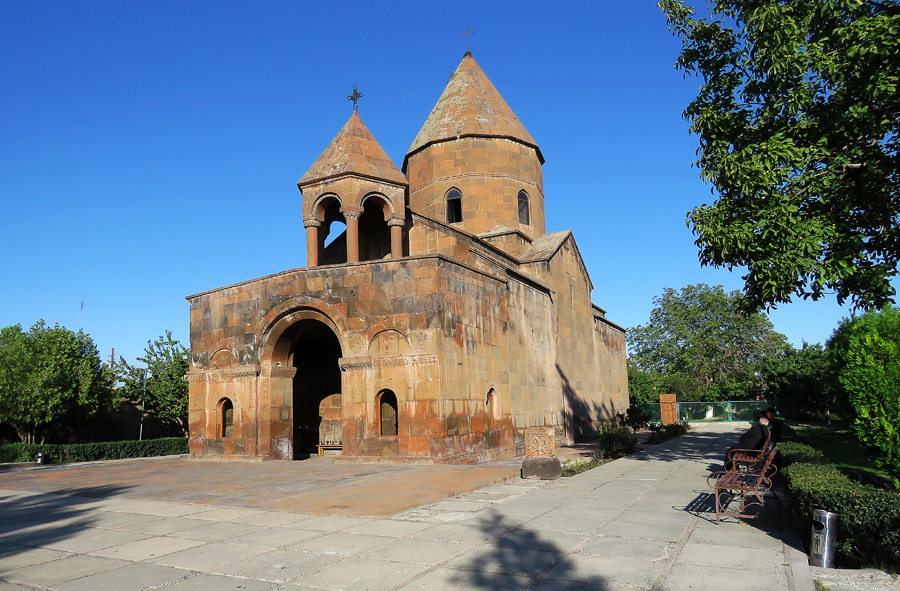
724,411,770,470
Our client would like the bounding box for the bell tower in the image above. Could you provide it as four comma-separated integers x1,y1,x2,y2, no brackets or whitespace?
298,111,408,267
403,52,546,240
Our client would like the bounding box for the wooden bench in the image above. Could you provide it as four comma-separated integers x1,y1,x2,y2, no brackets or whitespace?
707,445,778,523
726,434,772,471
316,443,342,456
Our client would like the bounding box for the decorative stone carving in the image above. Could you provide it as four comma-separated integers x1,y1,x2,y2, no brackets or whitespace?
302,218,322,228
191,351,210,369
387,217,405,227
339,357,374,372
525,427,554,458
346,332,365,354
238,345,256,365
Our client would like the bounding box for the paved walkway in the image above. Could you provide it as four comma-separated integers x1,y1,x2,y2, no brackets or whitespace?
0,423,813,590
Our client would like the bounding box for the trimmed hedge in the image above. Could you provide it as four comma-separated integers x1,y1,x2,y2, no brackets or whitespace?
782,456,900,570
777,441,827,465
0,438,188,464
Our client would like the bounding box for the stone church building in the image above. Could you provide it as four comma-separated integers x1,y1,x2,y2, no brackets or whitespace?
186,52,628,463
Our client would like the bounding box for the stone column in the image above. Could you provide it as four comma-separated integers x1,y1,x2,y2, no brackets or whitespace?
341,208,363,264
303,219,320,268
388,218,405,259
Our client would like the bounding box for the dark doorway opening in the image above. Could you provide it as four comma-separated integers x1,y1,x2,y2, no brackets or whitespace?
289,320,343,458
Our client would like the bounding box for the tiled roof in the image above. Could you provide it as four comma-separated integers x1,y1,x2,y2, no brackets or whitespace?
405,52,542,167
299,111,407,188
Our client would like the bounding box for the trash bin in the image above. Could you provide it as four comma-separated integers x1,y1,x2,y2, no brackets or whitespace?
35,452,44,465
810,509,838,567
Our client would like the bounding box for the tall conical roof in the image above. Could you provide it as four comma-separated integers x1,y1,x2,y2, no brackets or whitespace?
298,111,407,188
404,52,543,169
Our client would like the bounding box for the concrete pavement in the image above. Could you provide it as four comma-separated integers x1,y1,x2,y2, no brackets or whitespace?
0,423,814,590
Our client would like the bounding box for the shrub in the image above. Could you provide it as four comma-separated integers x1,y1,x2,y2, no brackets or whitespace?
616,404,651,433
778,441,827,466
784,462,900,570
646,421,691,444
597,422,637,458
0,437,188,464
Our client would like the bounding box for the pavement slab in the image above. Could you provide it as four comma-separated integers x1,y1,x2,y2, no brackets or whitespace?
1,554,127,587
0,423,819,591
298,556,431,590
52,562,191,591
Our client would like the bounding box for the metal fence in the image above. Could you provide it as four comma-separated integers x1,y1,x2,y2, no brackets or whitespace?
636,400,781,423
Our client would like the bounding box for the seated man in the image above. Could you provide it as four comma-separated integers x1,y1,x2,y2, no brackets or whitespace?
724,411,770,470
765,407,783,443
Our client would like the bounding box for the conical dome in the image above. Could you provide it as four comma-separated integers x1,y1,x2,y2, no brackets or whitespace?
299,111,407,188
403,52,543,171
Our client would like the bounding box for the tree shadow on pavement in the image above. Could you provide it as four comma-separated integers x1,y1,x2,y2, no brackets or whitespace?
449,511,609,590
0,485,130,562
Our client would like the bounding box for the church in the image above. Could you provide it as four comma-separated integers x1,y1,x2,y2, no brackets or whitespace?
185,52,629,463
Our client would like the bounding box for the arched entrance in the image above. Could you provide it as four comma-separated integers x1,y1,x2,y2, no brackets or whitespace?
285,319,343,458
263,312,343,460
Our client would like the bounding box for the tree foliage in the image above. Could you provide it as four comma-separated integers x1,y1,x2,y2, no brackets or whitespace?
628,284,789,400
827,306,900,481
116,331,189,433
760,342,834,415
0,321,113,444
660,0,900,310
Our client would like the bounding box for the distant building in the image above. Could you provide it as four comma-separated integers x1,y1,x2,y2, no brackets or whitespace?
186,52,628,463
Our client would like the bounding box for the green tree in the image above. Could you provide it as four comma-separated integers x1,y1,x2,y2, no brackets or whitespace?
117,331,189,433
827,306,900,482
628,284,789,400
760,342,833,417
660,0,900,311
0,321,113,444
627,360,662,405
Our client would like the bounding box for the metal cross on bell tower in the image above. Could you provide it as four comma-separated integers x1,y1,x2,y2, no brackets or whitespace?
347,85,364,111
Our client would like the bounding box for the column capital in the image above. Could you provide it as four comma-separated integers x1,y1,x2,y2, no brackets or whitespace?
387,218,406,227
340,206,364,220
303,219,321,228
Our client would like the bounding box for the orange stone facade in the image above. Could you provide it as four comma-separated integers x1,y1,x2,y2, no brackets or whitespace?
186,52,628,463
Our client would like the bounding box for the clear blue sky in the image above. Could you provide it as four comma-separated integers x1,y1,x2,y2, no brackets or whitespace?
0,1,864,365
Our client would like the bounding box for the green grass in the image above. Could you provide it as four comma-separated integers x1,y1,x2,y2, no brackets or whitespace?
789,423,893,488
562,456,606,477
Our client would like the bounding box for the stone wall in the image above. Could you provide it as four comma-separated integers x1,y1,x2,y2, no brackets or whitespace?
187,246,626,463
406,137,546,239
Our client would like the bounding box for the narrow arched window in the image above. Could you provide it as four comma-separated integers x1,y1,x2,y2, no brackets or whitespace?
378,390,398,436
446,188,462,224
486,389,496,431
517,191,530,225
219,398,234,438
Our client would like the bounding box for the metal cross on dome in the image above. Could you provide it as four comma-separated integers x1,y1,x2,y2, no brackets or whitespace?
347,85,363,111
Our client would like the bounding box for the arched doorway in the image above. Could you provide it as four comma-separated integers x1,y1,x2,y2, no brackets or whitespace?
285,319,343,458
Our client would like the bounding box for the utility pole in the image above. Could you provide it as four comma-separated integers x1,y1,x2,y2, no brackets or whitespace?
139,369,146,441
